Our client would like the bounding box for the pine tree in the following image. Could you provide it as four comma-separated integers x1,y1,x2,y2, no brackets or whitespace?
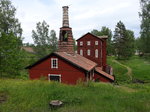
91,29,100,36
126,30,135,57
139,0,150,53
113,21,135,59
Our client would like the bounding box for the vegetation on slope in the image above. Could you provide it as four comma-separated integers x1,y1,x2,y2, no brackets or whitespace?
107,56,130,83
107,56,150,83
119,56,150,83
0,79,150,112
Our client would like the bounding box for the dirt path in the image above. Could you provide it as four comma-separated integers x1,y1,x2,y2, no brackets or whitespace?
112,60,133,80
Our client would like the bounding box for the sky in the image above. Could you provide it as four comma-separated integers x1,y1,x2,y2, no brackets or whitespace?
11,0,141,43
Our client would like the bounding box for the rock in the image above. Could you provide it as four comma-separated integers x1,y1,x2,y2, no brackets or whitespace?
49,100,63,109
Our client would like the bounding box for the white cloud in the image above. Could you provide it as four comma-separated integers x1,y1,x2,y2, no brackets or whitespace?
11,0,141,43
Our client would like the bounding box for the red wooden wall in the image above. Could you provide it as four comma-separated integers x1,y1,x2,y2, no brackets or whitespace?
77,33,107,69
29,54,86,85
93,72,112,82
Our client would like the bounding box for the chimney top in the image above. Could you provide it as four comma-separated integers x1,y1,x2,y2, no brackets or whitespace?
62,6,69,27
62,6,69,8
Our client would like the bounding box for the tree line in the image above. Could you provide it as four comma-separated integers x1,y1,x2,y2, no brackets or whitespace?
137,0,150,55
0,0,150,78
91,21,135,60
0,0,58,78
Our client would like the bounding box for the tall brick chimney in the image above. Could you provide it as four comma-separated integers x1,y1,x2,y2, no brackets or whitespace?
58,6,74,55
62,6,69,27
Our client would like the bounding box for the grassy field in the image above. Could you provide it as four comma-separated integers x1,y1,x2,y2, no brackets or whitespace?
0,56,150,112
0,79,150,112
107,57,129,83
107,56,150,83
119,56,150,82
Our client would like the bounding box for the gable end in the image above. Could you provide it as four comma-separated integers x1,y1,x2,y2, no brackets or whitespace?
76,32,105,41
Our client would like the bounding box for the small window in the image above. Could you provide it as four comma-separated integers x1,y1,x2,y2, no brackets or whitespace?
80,41,83,46
95,41,98,45
95,49,98,58
80,49,83,56
87,41,90,45
51,58,58,68
48,74,61,82
87,49,90,56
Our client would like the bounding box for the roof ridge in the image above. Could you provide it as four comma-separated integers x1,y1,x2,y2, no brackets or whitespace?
55,52,97,71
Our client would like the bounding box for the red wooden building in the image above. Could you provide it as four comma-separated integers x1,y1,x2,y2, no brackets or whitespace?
77,33,107,70
26,6,114,84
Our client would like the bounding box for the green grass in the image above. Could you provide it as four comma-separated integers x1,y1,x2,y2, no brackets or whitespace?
118,56,150,83
107,56,150,83
0,56,150,112
107,56,130,83
0,79,150,112
120,56,150,82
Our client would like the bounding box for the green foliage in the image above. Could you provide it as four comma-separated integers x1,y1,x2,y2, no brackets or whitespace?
91,26,114,55
0,0,22,37
50,30,58,52
23,42,34,47
91,29,99,36
126,30,135,56
135,37,142,53
32,20,51,58
107,56,130,84
108,56,150,83
77,79,94,87
32,21,57,58
113,21,135,59
119,56,150,83
0,33,25,78
0,0,24,78
0,79,150,112
139,0,150,53
17,70,29,80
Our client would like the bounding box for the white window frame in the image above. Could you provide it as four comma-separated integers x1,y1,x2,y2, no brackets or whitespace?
87,49,91,56
80,49,83,56
95,41,98,45
48,74,61,82
87,41,91,46
95,49,98,58
80,41,83,46
51,58,58,68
